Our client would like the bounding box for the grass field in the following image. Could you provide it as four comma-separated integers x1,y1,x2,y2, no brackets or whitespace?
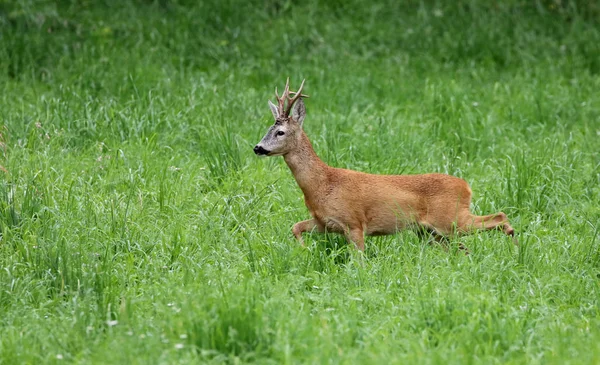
1,0,599,363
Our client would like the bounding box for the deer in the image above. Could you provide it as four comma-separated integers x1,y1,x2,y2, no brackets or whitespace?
253,79,516,251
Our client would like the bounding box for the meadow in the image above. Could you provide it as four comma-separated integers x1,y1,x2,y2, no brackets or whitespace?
0,0,599,363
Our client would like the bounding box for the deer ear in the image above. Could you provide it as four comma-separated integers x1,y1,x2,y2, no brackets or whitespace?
292,98,306,127
268,100,279,120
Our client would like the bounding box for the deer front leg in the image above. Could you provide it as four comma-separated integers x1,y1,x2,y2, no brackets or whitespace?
292,219,323,246
346,227,365,251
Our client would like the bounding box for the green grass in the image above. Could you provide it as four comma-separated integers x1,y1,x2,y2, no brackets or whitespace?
1,0,599,363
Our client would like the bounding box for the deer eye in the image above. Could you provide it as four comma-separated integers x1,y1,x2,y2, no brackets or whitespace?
276,131,285,136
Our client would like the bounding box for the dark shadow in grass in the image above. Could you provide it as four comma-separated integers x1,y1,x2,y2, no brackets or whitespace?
304,227,470,267
412,224,471,255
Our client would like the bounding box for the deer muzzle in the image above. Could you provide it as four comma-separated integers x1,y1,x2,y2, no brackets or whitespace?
253,145,270,156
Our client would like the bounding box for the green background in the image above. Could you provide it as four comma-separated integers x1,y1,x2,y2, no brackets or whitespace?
1,0,599,363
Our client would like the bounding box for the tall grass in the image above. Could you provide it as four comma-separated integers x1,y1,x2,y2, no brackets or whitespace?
0,0,599,363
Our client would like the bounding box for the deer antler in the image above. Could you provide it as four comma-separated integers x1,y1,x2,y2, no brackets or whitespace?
284,79,307,116
274,78,309,117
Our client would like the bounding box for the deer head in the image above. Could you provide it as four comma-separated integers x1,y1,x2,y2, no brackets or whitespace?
254,78,308,156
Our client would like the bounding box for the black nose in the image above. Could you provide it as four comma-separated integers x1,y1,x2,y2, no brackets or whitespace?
254,145,269,155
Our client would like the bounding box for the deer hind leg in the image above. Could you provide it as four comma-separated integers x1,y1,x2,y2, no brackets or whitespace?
416,223,469,254
292,219,324,246
459,212,516,243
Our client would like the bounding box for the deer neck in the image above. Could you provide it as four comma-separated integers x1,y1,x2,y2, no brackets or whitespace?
283,131,329,197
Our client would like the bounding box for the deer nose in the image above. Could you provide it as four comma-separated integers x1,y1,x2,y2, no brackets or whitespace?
254,145,269,155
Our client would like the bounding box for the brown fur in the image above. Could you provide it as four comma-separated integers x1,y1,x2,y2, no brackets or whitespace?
285,133,515,251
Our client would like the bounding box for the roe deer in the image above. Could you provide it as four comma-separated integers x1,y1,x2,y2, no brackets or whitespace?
254,79,515,251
